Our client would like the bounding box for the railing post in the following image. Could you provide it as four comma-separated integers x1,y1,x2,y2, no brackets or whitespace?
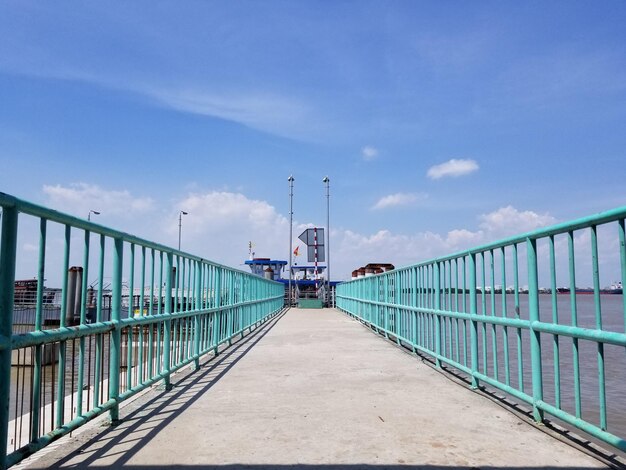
0,206,18,470
527,237,544,422
193,260,201,371
109,237,123,423
469,253,479,388
163,251,173,390
434,261,442,368
213,267,221,355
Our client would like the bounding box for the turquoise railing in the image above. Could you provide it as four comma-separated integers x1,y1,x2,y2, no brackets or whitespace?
337,206,626,452
0,193,284,468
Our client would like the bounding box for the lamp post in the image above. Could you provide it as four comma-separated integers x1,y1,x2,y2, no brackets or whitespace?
288,175,294,307
88,210,100,221
322,176,330,306
178,210,188,251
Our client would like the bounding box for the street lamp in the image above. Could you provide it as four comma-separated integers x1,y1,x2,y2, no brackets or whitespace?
322,176,330,306
178,210,188,251
288,175,294,307
88,210,100,221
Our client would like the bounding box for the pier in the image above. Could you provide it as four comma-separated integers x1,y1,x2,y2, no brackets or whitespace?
15,308,608,469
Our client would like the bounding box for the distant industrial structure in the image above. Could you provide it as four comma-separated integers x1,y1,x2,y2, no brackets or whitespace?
351,263,395,279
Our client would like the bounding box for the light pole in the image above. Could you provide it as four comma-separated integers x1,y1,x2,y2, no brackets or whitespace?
178,210,188,251
88,210,100,221
288,175,294,307
322,176,330,306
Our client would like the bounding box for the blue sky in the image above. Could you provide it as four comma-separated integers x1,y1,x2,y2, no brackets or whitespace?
1,1,625,282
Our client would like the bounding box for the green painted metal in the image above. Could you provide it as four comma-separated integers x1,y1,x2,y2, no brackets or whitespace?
30,219,46,441
337,204,626,453
527,237,543,422
0,206,18,470
109,237,123,422
469,253,479,388
298,298,323,309
0,192,284,468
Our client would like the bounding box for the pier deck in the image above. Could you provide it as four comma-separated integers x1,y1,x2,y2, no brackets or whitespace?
22,308,606,469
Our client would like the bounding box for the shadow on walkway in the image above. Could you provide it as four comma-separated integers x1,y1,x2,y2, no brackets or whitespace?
37,310,288,469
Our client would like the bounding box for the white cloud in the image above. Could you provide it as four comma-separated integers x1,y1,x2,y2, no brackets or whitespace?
27,183,571,285
42,183,154,219
479,205,556,237
371,192,427,210
361,146,379,161
427,159,479,180
169,191,290,267
332,205,557,278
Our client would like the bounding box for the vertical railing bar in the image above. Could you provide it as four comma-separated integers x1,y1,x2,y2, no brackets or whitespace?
31,218,47,441
186,259,193,357
194,261,202,370
549,235,561,410
76,228,89,419
480,252,487,374
174,256,181,365
127,244,135,390
148,248,155,380
411,267,419,353
501,246,510,386
527,237,544,423
454,258,460,363
158,251,163,317
163,252,173,389
619,219,626,329
56,224,71,429
490,250,498,381
591,225,607,430
109,237,123,422
93,235,105,409
447,260,453,358
469,253,479,388
462,256,468,368
434,262,441,368
427,268,432,349
568,230,581,418
0,205,18,470
138,246,146,383
513,243,523,393
157,251,163,375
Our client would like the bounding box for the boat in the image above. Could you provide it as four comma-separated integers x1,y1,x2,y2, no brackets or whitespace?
601,281,623,294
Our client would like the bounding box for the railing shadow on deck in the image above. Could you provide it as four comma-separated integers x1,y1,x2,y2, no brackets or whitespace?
26,308,288,470
344,316,626,469
25,464,619,470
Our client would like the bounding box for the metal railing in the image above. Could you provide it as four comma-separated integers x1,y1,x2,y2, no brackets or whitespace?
337,205,626,453
0,192,284,469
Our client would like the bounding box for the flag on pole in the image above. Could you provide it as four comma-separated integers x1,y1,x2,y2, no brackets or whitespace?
293,246,299,256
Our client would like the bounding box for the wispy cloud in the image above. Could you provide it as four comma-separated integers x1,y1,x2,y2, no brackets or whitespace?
497,49,626,106
427,159,479,180
372,192,427,210
145,87,315,139
361,146,379,161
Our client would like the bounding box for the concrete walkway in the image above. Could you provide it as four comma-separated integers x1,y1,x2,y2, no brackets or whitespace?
24,308,608,469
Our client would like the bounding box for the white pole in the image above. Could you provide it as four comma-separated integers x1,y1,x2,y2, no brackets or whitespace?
323,176,330,306
288,175,294,306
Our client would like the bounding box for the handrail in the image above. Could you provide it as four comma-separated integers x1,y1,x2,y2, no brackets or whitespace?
0,193,284,468
337,205,626,453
